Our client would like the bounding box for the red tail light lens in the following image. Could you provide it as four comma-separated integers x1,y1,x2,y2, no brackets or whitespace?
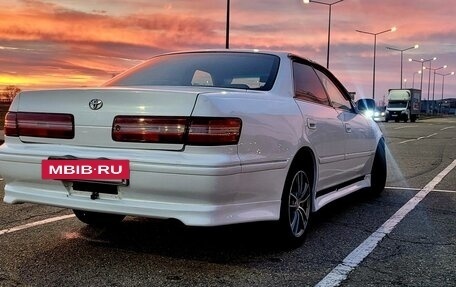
187,118,242,145
113,116,188,143
4,112,18,137
112,116,242,145
5,112,74,139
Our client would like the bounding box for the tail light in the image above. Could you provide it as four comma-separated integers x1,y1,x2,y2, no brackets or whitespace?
113,116,242,146
187,118,242,145
4,112,74,139
112,116,188,143
4,112,18,137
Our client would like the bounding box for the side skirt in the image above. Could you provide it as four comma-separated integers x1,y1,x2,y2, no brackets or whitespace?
313,175,371,211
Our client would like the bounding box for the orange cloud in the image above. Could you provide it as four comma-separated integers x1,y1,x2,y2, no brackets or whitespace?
0,1,224,50
0,0,455,99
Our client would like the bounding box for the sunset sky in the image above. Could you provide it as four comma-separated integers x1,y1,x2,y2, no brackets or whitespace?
1,0,455,103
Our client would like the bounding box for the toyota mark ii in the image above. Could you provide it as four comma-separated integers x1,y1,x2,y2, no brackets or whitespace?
0,50,386,245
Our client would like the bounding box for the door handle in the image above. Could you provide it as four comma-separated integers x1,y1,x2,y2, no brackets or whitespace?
345,123,352,133
307,119,317,130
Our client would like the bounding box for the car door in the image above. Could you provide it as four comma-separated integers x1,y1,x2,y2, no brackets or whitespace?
292,61,347,192
314,69,376,180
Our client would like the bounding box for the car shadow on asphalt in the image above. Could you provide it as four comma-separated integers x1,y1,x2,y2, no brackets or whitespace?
70,189,391,263
77,218,288,262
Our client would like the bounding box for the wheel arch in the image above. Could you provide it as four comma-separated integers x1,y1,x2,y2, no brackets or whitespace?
278,146,316,245
288,146,317,210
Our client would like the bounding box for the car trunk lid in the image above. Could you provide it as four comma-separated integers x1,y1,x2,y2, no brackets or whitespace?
15,87,204,150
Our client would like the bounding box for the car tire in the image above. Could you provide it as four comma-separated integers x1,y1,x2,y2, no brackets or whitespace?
279,165,312,246
73,209,125,226
370,140,387,195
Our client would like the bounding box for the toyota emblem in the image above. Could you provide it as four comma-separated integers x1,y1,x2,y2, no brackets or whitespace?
89,99,103,110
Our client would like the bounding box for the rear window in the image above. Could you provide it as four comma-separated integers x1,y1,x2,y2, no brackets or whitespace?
105,52,280,91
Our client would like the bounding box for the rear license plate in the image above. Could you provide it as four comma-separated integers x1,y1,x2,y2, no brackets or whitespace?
42,159,130,181
72,181,118,195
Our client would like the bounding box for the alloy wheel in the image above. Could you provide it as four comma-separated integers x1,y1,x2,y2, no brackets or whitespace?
288,170,311,238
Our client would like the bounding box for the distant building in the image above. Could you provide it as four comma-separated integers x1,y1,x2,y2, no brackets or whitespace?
421,98,456,114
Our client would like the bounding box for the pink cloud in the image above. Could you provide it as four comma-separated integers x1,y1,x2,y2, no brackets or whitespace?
0,0,455,99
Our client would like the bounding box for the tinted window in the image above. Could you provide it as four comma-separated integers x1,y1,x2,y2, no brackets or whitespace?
293,62,330,106
315,70,352,111
105,52,280,91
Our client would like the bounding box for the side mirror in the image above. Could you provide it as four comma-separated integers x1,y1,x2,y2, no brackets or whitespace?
356,98,375,111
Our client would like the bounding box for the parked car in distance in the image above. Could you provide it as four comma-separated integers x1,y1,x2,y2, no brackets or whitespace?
373,107,386,122
0,50,386,246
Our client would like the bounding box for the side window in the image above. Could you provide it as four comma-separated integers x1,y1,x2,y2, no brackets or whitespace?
293,62,330,106
315,70,352,111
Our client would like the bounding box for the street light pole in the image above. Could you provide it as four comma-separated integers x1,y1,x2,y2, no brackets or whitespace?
430,65,447,114
408,57,437,101
435,71,455,114
356,27,396,100
412,70,422,88
225,0,230,49
303,0,344,69
386,44,419,88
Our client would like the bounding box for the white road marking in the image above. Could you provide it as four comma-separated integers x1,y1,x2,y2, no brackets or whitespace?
398,132,438,144
386,186,456,193
398,139,416,144
315,159,456,287
394,126,413,130
0,214,75,236
432,189,456,193
440,126,455,131
385,186,420,191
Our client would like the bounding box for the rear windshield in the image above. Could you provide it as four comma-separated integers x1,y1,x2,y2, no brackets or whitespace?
105,52,280,91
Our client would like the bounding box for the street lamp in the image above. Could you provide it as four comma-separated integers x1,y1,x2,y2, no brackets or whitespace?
386,44,419,88
429,65,447,114
356,26,397,100
403,78,407,88
226,0,230,49
435,71,455,114
303,0,345,69
412,70,422,89
408,57,437,100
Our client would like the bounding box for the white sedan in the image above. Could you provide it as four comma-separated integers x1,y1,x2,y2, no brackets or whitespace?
0,50,386,245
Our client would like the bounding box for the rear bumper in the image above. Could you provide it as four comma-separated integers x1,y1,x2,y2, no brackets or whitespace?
0,141,287,226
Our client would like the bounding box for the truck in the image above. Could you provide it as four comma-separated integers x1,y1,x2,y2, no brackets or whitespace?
385,89,421,122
